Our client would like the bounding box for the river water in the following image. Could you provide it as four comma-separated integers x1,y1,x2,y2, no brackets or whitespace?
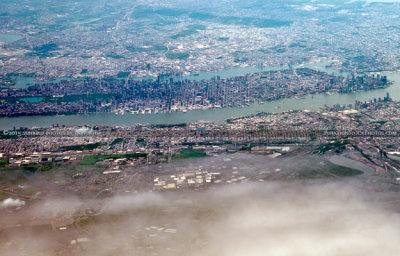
1,63,399,129
0,34,22,43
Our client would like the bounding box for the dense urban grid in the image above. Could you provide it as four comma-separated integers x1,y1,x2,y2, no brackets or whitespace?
0,69,388,117
1,1,400,81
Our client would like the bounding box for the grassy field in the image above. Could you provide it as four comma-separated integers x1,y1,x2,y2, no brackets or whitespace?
172,148,207,160
316,140,348,154
80,153,147,165
60,142,105,151
0,163,53,172
165,52,189,60
110,138,124,147
327,162,363,177
0,158,9,167
298,161,363,179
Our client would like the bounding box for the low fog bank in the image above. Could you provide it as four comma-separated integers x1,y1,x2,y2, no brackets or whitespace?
1,181,400,256
0,198,25,208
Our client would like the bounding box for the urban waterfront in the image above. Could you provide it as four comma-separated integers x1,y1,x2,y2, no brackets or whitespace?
0,68,399,129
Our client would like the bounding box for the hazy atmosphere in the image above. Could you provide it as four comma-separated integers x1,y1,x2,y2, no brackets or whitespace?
2,0,400,255
2,181,400,256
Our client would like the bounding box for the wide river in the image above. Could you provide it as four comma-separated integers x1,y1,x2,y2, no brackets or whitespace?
0,63,399,129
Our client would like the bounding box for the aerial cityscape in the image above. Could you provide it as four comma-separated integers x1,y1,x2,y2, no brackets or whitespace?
2,0,400,255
